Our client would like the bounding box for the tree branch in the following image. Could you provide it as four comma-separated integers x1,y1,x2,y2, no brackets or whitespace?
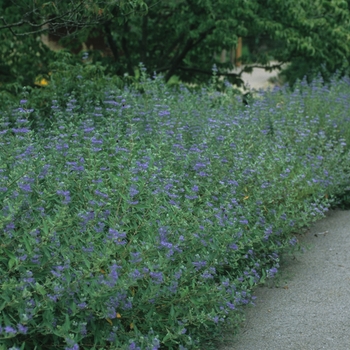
158,34,185,66
177,62,287,76
241,62,287,72
104,23,119,61
123,0,163,17
153,61,287,88
121,21,134,76
0,2,87,35
177,65,242,77
164,25,216,82
0,0,163,38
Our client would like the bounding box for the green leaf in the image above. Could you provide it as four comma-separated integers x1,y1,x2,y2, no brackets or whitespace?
259,269,267,285
82,254,91,269
35,282,46,296
180,286,189,298
22,235,32,254
0,300,8,312
71,300,77,315
162,331,172,343
62,313,71,333
42,219,49,235
43,309,54,326
8,257,17,270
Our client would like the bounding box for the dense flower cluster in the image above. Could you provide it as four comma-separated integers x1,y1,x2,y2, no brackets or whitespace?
0,68,349,349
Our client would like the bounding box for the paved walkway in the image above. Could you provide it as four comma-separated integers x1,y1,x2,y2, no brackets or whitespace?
211,209,350,350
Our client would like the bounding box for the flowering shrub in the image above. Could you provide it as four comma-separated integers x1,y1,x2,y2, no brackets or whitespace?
0,64,349,349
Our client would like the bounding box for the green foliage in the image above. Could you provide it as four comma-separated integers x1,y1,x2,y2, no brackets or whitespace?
87,0,350,88
2,0,350,94
335,187,350,210
1,68,350,349
0,0,147,95
0,13,53,94
0,51,127,134
1,57,246,138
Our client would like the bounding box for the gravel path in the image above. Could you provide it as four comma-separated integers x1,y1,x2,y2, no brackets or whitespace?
209,209,350,350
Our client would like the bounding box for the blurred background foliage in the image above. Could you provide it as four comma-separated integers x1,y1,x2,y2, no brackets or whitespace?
1,0,350,106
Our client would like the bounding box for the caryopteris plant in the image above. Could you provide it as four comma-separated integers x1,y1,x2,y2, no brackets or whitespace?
0,63,349,350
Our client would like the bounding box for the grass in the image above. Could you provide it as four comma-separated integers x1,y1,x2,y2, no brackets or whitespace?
0,65,350,350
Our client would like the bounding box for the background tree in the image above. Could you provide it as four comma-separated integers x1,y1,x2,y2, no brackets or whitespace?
88,0,350,89
0,0,147,93
1,0,350,94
